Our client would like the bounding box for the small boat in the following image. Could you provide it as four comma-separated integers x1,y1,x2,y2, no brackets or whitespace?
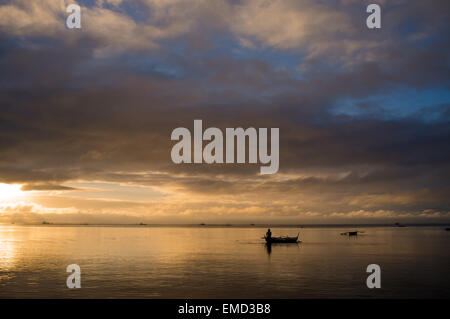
341,231,359,236
264,233,299,244
445,228,450,231
394,222,406,227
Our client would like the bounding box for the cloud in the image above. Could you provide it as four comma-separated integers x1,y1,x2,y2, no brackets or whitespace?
0,202,78,224
0,0,65,37
20,184,78,191
330,210,410,218
0,0,449,223
230,0,359,57
0,0,197,53
330,209,450,219
0,1,422,59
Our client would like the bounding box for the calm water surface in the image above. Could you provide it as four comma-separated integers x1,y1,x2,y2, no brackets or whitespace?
0,225,449,298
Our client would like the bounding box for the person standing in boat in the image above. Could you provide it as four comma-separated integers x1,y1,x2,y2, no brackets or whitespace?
266,228,272,240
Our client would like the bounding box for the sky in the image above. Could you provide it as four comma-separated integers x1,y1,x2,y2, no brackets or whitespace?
0,0,449,224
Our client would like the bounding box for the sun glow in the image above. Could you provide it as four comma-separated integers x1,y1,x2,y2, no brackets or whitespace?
0,183,24,201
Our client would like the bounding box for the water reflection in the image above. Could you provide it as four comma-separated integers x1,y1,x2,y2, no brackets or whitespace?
0,226,18,271
0,225,448,298
264,242,302,257
265,243,271,256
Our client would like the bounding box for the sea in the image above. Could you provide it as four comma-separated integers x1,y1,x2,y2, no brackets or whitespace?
0,224,449,298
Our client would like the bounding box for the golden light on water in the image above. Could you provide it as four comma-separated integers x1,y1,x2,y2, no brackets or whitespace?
0,183,24,201
0,226,18,271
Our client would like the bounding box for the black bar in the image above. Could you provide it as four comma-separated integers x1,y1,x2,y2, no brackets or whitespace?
0,299,445,318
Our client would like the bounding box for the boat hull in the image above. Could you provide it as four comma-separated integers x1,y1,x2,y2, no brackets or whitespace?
264,235,299,244
341,231,359,236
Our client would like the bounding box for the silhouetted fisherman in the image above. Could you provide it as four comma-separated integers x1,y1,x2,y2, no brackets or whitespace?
266,228,272,240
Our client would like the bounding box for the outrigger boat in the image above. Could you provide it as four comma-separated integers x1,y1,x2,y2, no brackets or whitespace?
340,231,360,236
394,222,406,227
263,233,299,244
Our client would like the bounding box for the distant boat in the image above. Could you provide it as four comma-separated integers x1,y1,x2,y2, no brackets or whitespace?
264,233,299,244
394,222,406,227
446,228,450,231
341,231,360,236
